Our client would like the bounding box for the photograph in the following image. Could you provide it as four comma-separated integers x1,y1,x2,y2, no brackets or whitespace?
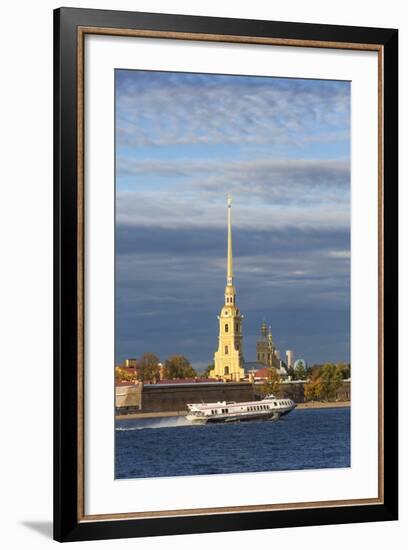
114,69,352,480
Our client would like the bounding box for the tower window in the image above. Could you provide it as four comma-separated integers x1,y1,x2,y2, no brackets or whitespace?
225,345,229,355
224,366,229,375
225,323,228,332
235,323,238,331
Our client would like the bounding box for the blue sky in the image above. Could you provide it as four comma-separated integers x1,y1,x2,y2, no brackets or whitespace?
115,70,350,369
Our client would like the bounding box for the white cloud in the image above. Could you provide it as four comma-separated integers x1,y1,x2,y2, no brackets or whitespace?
327,250,351,259
116,157,350,231
117,76,350,148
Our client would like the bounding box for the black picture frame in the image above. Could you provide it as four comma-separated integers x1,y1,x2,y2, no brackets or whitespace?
54,7,398,542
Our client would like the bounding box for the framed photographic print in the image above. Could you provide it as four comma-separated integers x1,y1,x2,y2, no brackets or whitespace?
54,7,398,542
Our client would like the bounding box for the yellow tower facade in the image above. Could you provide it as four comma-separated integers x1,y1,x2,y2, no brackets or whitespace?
210,196,245,381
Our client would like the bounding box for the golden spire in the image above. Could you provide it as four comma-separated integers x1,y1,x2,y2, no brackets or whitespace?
227,194,233,286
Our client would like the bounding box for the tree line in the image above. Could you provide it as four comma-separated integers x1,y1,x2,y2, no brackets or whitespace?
303,363,349,401
115,352,197,384
259,362,350,402
287,362,350,382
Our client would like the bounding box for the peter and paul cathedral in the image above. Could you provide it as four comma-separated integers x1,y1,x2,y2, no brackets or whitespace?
210,196,245,381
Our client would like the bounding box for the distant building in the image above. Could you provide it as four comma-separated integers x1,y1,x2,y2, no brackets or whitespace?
253,365,287,381
158,362,165,380
256,322,280,369
116,358,140,383
286,350,294,368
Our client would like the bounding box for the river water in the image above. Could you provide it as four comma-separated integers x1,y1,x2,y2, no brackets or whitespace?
115,407,350,479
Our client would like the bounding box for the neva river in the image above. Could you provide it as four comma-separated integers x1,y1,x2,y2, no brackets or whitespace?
115,407,350,479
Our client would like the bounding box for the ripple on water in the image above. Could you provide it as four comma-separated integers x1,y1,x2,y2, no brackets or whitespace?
115,407,350,479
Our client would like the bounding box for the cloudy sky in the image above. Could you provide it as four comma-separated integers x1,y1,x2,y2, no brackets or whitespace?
115,70,350,369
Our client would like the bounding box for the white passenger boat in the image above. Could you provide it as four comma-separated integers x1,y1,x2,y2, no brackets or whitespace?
186,395,296,424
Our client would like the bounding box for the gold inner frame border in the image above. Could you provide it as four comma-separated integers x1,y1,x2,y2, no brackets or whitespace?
76,26,384,522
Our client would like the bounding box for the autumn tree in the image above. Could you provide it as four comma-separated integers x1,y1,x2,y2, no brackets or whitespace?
335,362,351,379
320,363,343,400
164,355,196,379
304,376,324,401
115,366,137,384
260,367,281,397
203,363,214,378
303,363,343,401
138,352,161,382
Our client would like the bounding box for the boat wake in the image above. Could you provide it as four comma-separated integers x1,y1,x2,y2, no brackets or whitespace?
116,417,190,431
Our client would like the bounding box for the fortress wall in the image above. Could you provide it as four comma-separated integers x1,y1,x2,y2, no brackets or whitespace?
115,383,143,413
140,382,255,413
277,382,306,403
265,380,351,403
335,380,351,401
115,380,351,415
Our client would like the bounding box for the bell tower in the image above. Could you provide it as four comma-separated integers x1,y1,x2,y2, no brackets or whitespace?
210,196,245,381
